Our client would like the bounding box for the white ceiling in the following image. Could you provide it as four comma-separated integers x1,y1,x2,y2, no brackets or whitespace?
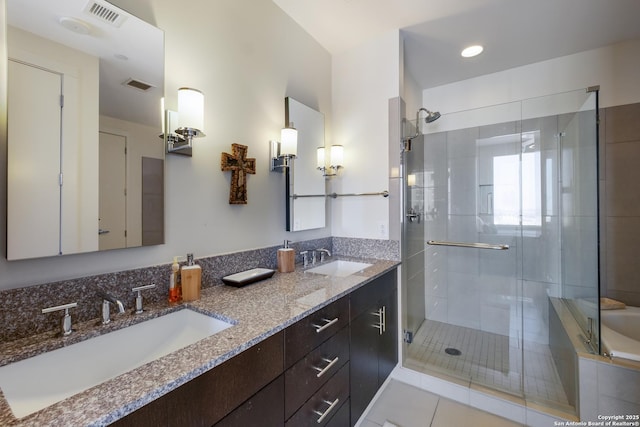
7,0,164,127
273,0,640,89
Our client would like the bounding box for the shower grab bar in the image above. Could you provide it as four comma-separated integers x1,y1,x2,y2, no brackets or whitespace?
292,191,389,199
291,194,326,199
329,191,389,198
427,240,509,250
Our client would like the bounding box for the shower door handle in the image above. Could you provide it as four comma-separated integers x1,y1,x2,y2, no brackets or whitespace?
406,209,421,223
427,240,509,250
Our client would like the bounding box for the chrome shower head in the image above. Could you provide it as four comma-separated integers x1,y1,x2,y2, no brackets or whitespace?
425,110,441,123
416,107,441,126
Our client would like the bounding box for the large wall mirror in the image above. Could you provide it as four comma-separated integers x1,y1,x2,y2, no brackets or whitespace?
284,97,326,231
4,0,165,260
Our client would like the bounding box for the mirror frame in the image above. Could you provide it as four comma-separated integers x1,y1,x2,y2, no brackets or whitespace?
2,0,165,259
1,0,8,259
284,97,326,232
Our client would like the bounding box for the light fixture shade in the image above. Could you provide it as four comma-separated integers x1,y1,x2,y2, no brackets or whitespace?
280,123,297,156
178,87,204,131
407,174,416,186
316,147,325,169
330,145,344,168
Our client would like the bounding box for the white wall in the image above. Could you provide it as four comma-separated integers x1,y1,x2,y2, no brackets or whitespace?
0,0,332,290
422,38,640,113
331,29,401,239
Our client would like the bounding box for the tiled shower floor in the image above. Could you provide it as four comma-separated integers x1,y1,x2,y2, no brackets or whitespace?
405,320,571,409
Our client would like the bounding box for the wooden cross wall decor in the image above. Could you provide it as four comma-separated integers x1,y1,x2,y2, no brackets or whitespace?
221,143,256,204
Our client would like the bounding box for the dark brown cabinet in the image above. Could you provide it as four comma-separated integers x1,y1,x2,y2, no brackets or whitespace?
284,296,349,369
284,296,350,426
349,271,397,426
111,331,284,427
285,326,349,419
110,268,398,427
215,376,284,427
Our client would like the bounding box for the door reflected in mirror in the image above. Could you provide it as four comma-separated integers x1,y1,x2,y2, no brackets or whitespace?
5,0,165,259
284,98,326,231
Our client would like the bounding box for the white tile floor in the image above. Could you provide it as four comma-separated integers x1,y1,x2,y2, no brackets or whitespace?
358,380,523,427
405,320,571,409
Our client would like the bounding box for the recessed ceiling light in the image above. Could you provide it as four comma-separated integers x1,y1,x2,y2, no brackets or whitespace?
461,45,483,58
58,17,92,35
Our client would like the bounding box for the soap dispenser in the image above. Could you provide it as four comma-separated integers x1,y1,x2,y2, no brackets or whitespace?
277,240,295,273
181,253,202,301
168,256,181,304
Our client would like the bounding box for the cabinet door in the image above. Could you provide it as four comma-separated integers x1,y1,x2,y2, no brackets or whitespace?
325,398,350,427
215,376,284,427
166,332,283,427
350,308,381,425
378,289,398,384
112,332,283,427
7,60,62,259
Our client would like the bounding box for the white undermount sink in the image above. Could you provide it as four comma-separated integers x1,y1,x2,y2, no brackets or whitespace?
306,260,372,277
0,308,233,419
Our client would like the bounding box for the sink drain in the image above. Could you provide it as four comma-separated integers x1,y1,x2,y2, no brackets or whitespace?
445,347,462,356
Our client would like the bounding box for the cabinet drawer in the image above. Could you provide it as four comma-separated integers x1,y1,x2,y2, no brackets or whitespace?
113,331,284,427
285,362,350,427
214,376,284,427
325,398,349,427
350,270,396,320
285,326,349,419
285,296,349,368
167,331,282,427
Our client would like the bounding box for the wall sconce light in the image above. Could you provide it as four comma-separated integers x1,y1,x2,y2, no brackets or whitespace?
270,122,298,171
161,87,205,157
317,145,344,177
407,174,417,187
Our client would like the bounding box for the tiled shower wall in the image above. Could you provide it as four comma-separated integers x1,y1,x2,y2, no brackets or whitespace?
600,102,640,306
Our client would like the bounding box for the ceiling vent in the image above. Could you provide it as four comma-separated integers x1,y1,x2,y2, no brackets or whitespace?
83,0,127,27
123,78,154,92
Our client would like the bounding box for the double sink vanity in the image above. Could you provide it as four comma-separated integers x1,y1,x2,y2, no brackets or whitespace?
0,258,399,426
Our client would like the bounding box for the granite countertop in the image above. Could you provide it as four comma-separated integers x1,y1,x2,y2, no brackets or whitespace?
0,257,399,426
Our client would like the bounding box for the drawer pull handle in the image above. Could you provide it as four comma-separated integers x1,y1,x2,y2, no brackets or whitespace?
313,356,340,378
382,305,386,333
313,317,338,333
313,398,340,424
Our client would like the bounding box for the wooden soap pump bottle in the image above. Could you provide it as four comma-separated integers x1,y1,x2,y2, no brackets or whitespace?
277,240,295,273
181,253,202,301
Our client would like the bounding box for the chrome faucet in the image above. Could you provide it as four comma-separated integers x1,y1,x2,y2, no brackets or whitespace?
42,302,78,336
98,290,125,325
300,250,310,268
132,283,156,314
316,248,331,263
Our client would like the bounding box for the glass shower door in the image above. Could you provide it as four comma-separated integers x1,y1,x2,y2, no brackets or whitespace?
401,88,599,414
403,101,526,397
